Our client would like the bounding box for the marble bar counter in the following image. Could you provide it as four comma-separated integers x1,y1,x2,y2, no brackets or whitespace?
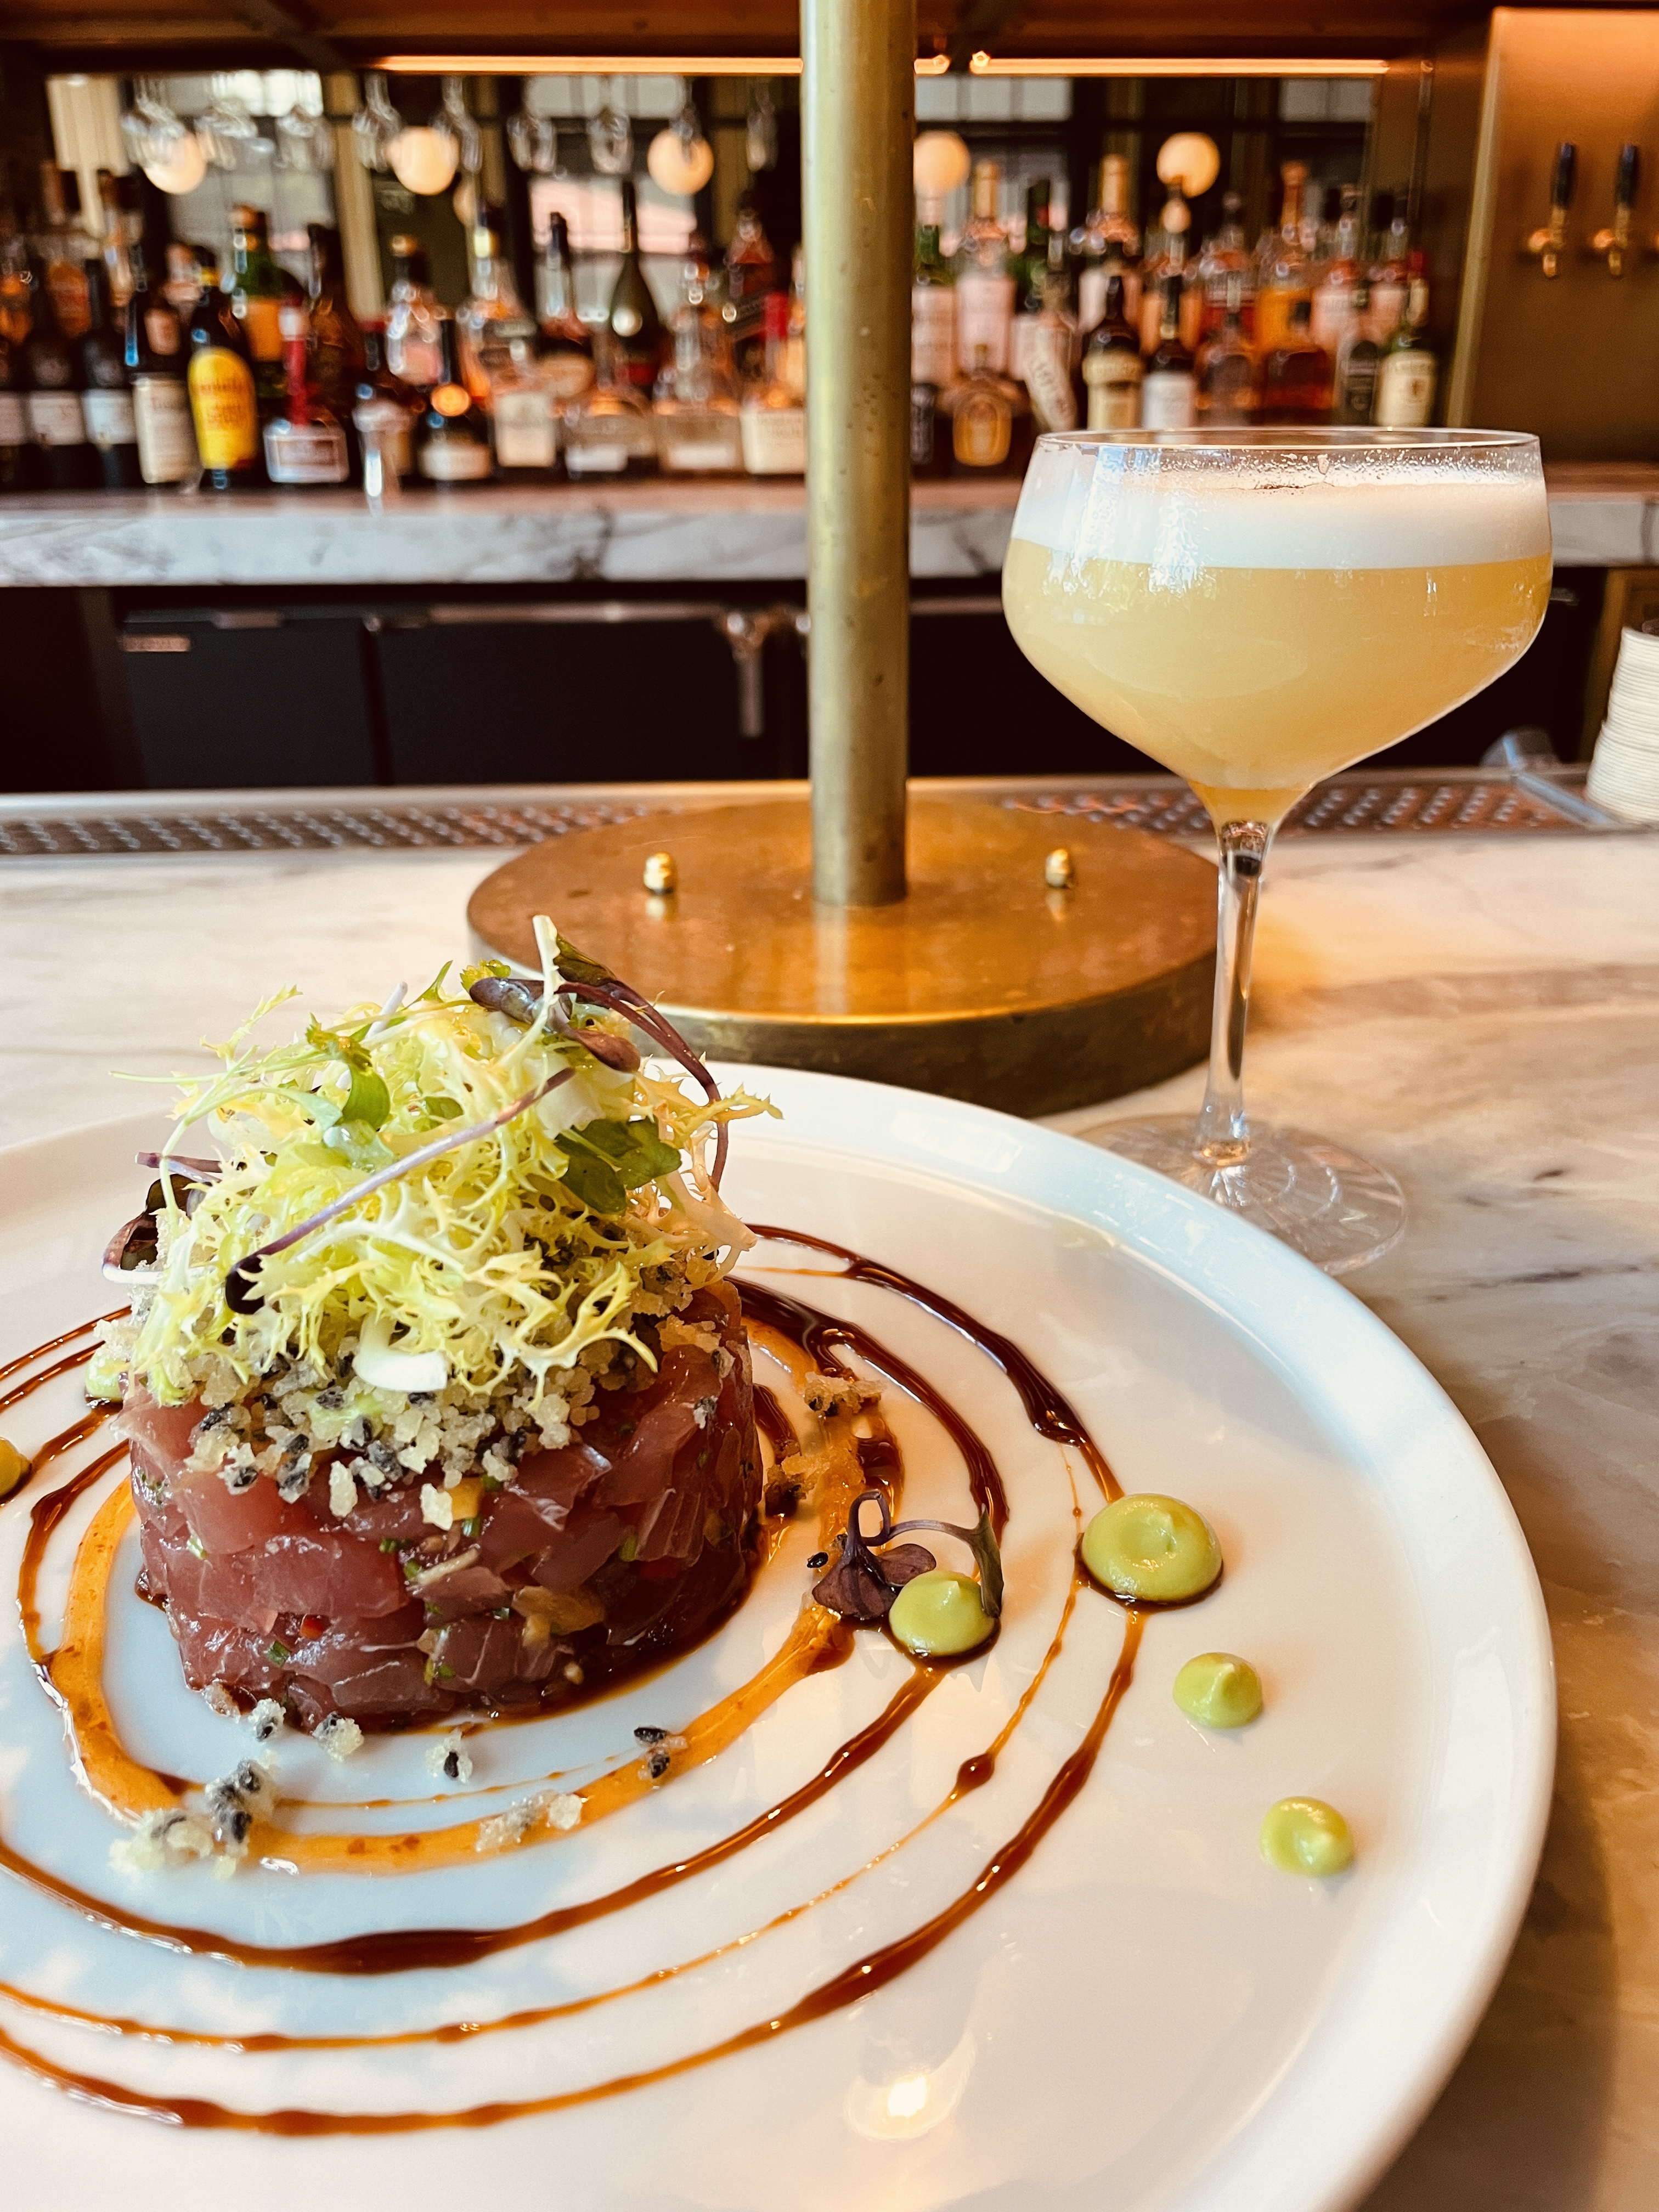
0,462,1653,589
2,803,1657,2207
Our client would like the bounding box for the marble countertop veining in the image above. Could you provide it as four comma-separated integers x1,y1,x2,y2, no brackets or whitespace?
0,462,1649,588
2,821,1657,2207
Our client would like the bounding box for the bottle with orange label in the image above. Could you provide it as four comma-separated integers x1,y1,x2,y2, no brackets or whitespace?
229,205,288,417
414,316,494,486
186,252,263,490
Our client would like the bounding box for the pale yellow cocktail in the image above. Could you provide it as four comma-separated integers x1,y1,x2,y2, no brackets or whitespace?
1001,430,1552,1274
1003,461,1553,826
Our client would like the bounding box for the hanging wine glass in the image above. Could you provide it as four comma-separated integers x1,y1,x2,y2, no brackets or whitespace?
276,83,335,174
506,101,558,176
352,71,403,173
435,75,483,180
745,79,778,174
588,78,633,176
195,85,260,172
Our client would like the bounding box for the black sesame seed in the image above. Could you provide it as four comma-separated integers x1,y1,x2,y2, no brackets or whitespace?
806,1551,829,1571
646,1748,670,1780
634,1725,668,1744
442,1749,461,1780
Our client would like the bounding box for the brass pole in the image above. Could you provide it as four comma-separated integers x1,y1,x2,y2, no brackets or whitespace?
802,0,913,906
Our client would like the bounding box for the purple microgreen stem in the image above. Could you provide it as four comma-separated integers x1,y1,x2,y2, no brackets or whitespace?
572,977,728,1188
224,1069,575,1315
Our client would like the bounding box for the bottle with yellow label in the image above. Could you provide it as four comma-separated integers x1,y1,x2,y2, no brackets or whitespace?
230,204,288,415
186,255,262,490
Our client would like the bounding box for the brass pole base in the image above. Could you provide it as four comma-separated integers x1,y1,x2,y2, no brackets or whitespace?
466,792,1216,1118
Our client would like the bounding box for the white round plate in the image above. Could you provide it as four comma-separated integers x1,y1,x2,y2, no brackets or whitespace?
0,1071,1554,2212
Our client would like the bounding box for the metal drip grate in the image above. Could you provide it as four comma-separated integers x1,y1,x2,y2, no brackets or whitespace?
0,770,1623,860
1006,770,1612,837
0,799,653,860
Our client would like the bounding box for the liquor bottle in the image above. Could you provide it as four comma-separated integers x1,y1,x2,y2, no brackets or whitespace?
1080,266,1142,428
1367,190,1413,342
1373,278,1437,427
353,324,415,496
1258,296,1332,425
125,236,195,486
459,211,537,402
605,180,666,397
385,236,445,391
1140,276,1197,430
561,359,658,479
95,170,135,309
536,213,596,404
1310,186,1363,357
724,190,778,379
740,289,805,476
0,329,39,490
306,223,365,425
782,241,806,399
1138,185,1197,356
186,255,263,491
1022,271,1080,434
263,298,349,485
22,267,97,489
1008,178,1051,387
1196,276,1257,425
1333,280,1380,424
1194,191,1254,342
654,297,742,475
911,217,956,392
36,164,92,339
165,242,209,320
78,258,141,488
1254,162,1313,353
953,161,1015,376
0,208,32,345
939,341,1029,476
230,205,288,415
1074,154,1141,335
414,315,495,486
487,338,558,477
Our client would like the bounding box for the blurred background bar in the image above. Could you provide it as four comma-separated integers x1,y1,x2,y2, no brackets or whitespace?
0,9,1656,797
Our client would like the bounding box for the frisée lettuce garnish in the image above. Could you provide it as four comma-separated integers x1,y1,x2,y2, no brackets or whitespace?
115,915,773,1409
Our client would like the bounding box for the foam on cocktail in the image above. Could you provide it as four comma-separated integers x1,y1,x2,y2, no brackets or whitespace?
1012,451,1551,573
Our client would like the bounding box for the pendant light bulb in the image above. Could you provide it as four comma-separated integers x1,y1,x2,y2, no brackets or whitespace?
388,125,460,197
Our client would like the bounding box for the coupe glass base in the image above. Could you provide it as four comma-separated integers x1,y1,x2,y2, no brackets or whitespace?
1082,1117,1407,1276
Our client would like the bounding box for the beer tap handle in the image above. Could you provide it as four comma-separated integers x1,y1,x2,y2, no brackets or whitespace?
1592,143,1640,275
1526,140,1577,277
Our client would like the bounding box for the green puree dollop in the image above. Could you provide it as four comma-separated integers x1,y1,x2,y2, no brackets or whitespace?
1260,1797,1355,1876
1081,1494,1222,1603
888,1570,996,1657
1173,1651,1263,1729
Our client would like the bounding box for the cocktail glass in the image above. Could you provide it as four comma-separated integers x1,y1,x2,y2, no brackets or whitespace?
1002,428,1550,1272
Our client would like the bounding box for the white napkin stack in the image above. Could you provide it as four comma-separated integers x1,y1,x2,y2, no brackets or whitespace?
1588,623,1659,821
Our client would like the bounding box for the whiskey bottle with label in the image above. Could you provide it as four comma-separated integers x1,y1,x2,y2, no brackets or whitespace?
78,258,140,487
1081,268,1143,428
353,325,415,496
940,341,1029,475
263,299,349,486
230,206,289,418
1333,280,1381,424
385,236,445,391
414,316,495,486
186,256,264,490
1373,278,1437,427
953,162,1015,376
1195,276,1257,425
1140,276,1197,430
740,289,805,476
1075,154,1142,336
605,180,666,397
0,329,39,490
22,266,97,489
1258,295,1332,425
125,236,195,486
536,213,596,404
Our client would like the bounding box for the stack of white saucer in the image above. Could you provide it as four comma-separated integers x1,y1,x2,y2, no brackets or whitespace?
1588,623,1659,821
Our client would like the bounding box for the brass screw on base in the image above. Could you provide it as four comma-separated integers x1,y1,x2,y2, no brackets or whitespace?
1043,846,1075,889
642,851,678,894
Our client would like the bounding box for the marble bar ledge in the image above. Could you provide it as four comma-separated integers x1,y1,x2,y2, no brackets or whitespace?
0,462,1652,589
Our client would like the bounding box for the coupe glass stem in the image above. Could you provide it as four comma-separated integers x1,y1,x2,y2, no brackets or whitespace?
1193,820,1272,1167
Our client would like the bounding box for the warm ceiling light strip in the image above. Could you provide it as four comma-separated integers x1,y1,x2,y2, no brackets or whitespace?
374,54,804,75
371,53,965,77
969,53,1390,77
